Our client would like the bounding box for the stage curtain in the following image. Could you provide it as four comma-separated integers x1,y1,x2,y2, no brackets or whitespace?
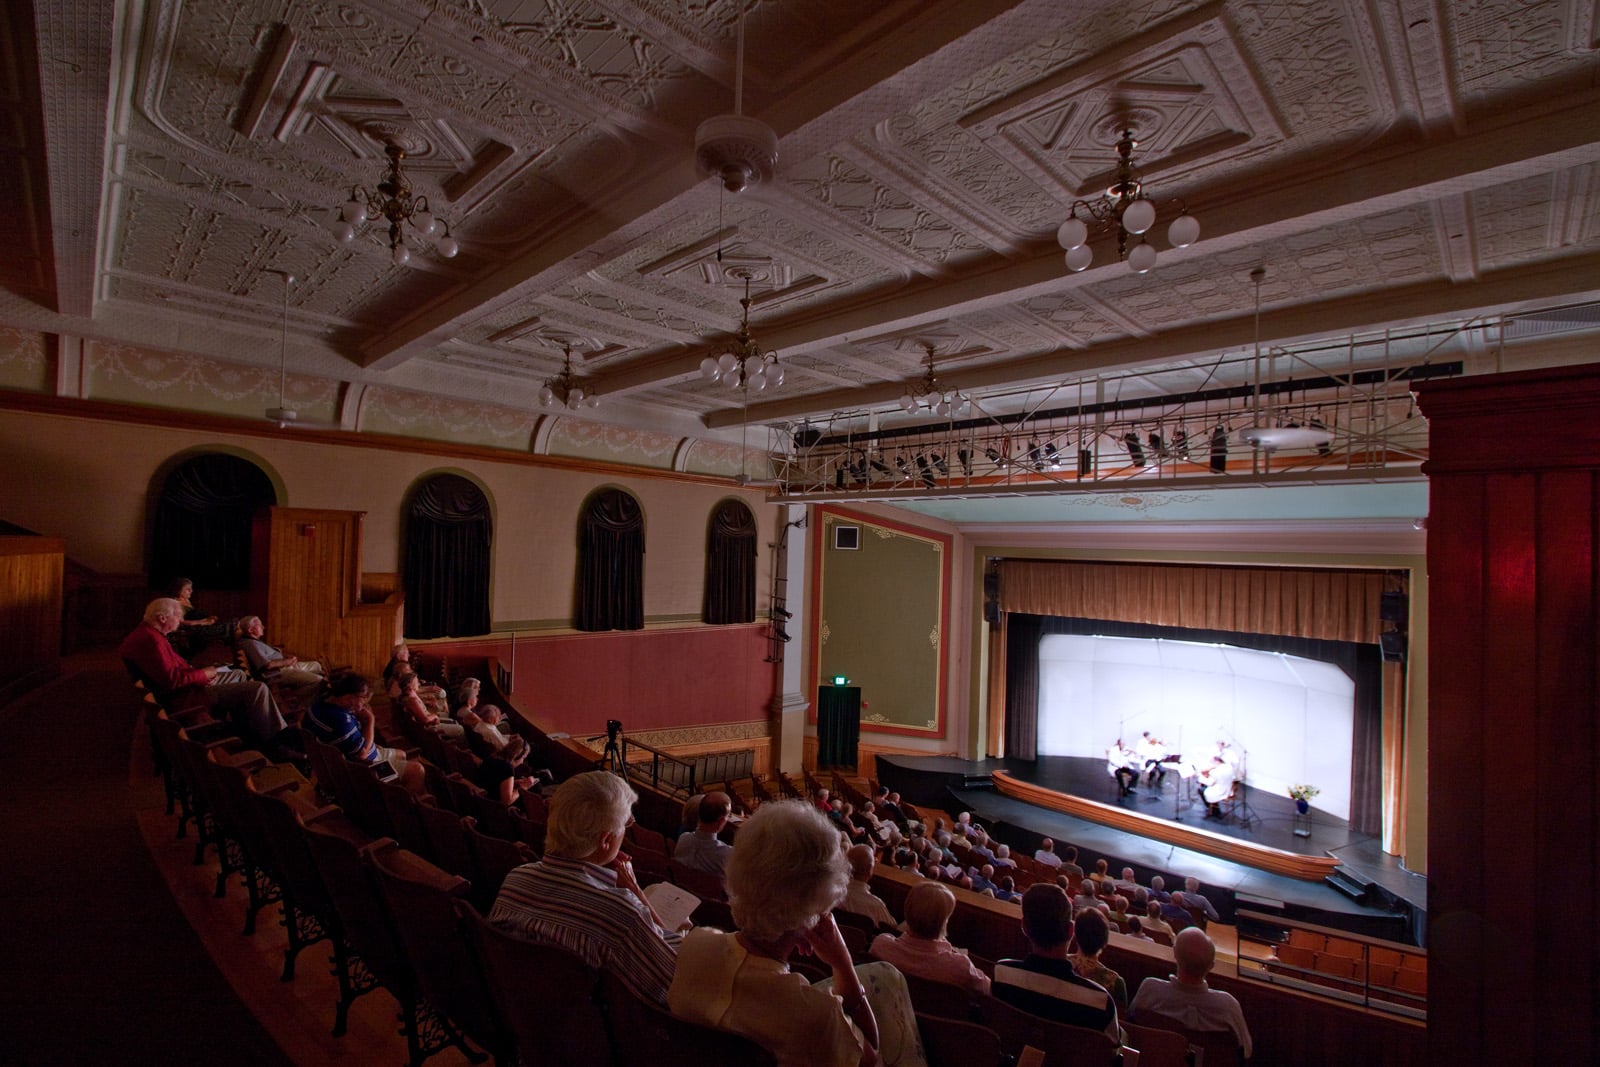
404,474,492,639
576,488,644,632
1003,613,1042,760
996,559,1387,644
1006,612,1384,835
986,612,1009,758
704,499,756,624
151,453,277,591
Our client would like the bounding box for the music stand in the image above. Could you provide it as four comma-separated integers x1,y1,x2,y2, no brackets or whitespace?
1230,752,1258,830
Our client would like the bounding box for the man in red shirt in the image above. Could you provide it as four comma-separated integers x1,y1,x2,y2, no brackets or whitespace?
120,598,287,749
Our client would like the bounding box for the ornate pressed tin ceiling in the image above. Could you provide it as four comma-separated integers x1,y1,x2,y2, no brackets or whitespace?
6,0,1600,441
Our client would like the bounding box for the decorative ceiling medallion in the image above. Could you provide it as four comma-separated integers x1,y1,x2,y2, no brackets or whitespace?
486,316,627,362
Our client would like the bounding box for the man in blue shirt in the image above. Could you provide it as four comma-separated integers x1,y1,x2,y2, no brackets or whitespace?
303,671,425,793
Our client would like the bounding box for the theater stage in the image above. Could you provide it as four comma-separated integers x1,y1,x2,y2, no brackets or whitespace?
875,753,1426,945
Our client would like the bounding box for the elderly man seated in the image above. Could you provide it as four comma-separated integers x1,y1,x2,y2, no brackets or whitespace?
1131,927,1253,1058
234,615,323,706
491,771,681,1006
121,597,290,755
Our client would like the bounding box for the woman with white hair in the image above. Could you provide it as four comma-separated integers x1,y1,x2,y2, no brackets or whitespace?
668,800,926,1067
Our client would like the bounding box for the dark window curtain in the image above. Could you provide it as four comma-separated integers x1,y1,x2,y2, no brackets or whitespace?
576,489,644,632
704,500,756,624
404,474,492,639
1005,612,1384,835
150,454,276,590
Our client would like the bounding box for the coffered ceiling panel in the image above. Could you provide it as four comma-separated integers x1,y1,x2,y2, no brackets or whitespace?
7,0,1600,441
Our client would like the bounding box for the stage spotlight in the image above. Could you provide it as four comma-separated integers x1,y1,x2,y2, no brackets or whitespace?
1077,447,1093,478
1043,442,1061,469
1149,432,1167,460
931,452,947,475
834,464,846,489
957,449,973,475
1028,440,1044,469
1124,431,1147,466
868,455,891,476
1172,428,1190,461
915,455,935,488
1210,424,1229,473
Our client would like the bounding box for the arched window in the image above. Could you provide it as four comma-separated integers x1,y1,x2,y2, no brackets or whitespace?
150,453,277,591
404,473,492,639
576,488,644,632
704,499,756,624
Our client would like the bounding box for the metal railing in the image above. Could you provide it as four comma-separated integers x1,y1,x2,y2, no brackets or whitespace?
1234,909,1426,1020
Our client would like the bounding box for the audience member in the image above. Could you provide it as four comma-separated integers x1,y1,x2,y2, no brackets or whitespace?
668,800,927,1067
395,669,466,739
1142,901,1175,939
1149,875,1172,902
1059,846,1085,880
1106,895,1131,927
1174,877,1221,923
992,844,1016,869
167,577,232,653
1131,928,1252,1058
992,875,1020,903
672,791,734,876
1034,837,1064,868
870,881,990,995
490,771,680,1006
1068,909,1128,1008
302,671,425,793
993,884,1119,1042
1073,880,1107,916
1126,916,1152,941
382,643,448,715
471,748,535,806
840,844,895,929
1114,866,1140,894
121,598,290,755
969,863,998,894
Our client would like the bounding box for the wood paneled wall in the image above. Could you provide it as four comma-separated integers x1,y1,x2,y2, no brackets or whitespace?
1416,363,1600,1065
251,507,402,678
0,536,63,703
801,735,958,780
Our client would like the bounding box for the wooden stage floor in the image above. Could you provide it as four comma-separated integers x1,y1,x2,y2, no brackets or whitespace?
876,753,1426,943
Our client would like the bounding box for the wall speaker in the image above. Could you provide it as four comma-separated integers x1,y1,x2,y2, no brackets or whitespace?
983,601,1001,625
1380,591,1409,625
833,524,860,550
1380,630,1407,663
983,573,999,599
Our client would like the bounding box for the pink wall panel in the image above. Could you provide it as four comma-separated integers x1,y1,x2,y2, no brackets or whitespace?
429,624,775,737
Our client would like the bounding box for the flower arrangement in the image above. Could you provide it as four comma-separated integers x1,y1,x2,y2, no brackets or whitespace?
1287,784,1320,802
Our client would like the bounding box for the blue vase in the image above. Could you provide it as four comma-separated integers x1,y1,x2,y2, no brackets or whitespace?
1295,798,1309,814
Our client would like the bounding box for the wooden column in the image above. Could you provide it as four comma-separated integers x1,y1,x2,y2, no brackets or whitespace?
1415,364,1600,1064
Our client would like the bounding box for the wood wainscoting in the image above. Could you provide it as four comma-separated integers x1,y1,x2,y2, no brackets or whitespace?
0,535,64,704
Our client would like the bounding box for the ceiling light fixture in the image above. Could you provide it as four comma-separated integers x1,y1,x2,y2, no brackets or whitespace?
1236,267,1334,451
540,346,600,409
700,277,784,392
899,342,970,417
331,141,459,267
694,10,777,193
1057,127,1199,274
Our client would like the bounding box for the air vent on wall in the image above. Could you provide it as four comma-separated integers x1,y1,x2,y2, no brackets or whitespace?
833,525,860,550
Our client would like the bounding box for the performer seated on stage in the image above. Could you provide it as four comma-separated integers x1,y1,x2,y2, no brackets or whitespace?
1198,755,1235,819
1106,740,1141,797
1137,731,1169,789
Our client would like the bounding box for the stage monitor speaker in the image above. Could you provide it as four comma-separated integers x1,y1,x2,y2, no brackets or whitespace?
833,524,860,550
1380,591,1409,625
1380,630,1407,662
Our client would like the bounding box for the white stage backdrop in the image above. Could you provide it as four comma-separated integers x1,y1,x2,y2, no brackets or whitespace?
1036,634,1354,820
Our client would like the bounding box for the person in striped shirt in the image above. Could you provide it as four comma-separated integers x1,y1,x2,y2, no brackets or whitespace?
993,883,1120,1042
488,771,680,1005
